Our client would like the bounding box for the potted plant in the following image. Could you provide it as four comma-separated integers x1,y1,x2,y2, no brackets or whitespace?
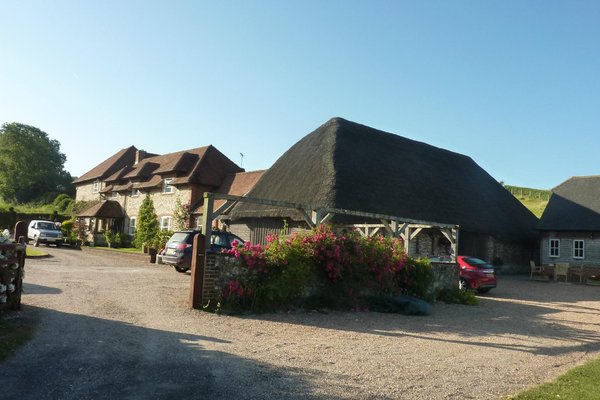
586,275,600,286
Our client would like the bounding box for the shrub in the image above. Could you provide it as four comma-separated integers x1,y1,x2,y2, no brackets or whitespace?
436,287,479,305
61,220,73,236
219,225,438,313
151,230,173,251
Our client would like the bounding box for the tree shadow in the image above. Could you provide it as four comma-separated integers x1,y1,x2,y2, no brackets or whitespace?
0,305,341,400
247,276,600,358
22,282,62,295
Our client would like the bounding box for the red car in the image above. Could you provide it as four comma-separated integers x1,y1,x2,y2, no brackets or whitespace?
457,256,497,293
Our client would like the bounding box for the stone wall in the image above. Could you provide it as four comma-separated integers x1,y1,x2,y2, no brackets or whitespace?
75,182,103,202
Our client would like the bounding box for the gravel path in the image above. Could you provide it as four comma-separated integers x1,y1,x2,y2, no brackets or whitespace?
2,247,600,399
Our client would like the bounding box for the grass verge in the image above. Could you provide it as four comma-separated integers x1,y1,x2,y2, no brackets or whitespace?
507,355,600,399
0,315,35,361
25,247,49,257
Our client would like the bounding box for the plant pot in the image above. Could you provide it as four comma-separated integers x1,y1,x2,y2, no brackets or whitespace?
149,248,157,263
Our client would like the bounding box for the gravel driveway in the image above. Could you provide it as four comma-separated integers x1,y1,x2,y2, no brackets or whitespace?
2,247,600,399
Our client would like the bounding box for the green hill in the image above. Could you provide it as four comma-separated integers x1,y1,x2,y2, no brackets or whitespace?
503,184,551,218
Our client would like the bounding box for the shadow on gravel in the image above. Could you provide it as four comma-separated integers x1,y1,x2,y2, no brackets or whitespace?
248,276,600,358
0,306,326,400
22,283,62,295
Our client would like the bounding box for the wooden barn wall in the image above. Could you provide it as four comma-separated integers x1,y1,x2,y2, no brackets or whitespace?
225,218,309,246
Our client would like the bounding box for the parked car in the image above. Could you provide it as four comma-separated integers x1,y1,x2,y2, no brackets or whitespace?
27,220,63,247
457,256,497,293
161,230,245,273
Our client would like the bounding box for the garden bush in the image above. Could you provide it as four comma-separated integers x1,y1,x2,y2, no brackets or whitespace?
219,225,441,314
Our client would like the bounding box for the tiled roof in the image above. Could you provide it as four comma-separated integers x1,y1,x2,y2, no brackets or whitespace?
74,146,137,184
135,175,163,189
77,200,124,218
192,170,266,214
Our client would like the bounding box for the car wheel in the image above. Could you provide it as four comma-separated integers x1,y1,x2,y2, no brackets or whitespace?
459,278,469,291
477,288,491,294
174,265,190,273
55,242,62,248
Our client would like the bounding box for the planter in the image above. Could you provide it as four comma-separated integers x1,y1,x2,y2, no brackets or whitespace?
148,248,157,263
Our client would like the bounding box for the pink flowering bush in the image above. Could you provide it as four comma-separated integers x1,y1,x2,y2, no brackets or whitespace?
220,225,433,313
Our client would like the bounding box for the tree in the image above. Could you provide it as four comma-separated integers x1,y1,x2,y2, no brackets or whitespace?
0,122,74,203
134,194,159,249
173,196,191,231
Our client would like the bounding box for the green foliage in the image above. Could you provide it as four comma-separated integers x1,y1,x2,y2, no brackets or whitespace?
503,184,550,218
436,287,479,305
69,200,97,217
508,355,600,399
0,317,34,361
0,123,74,203
219,225,437,313
134,195,159,248
104,230,116,247
151,230,173,250
61,220,73,236
173,197,191,231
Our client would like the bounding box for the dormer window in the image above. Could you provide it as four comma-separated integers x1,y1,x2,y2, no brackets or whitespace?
131,188,140,197
111,191,119,199
162,178,174,194
92,179,100,194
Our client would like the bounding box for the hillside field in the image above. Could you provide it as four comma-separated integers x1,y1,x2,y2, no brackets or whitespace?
504,185,550,218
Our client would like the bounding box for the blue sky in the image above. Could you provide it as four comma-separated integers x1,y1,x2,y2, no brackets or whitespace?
1,1,599,190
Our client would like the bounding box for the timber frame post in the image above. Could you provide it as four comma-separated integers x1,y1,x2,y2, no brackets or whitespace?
199,192,460,261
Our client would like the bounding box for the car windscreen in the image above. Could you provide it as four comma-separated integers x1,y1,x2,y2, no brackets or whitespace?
37,222,58,230
464,257,493,269
168,232,190,244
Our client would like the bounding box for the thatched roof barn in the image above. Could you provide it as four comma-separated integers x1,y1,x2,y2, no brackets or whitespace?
226,117,538,269
538,176,600,231
537,176,600,267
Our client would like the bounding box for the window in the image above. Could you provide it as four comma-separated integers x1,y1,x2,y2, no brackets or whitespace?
92,179,100,194
111,191,118,198
162,178,174,194
128,217,137,235
160,216,172,231
573,240,585,259
131,188,140,197
195,216,203,230
549,239,560,258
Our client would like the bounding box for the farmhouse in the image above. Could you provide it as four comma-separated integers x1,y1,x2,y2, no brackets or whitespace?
223,117,538,271
538,176,600,267
74,145,243,243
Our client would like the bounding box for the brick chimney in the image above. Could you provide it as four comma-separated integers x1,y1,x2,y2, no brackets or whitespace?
135,149,147,165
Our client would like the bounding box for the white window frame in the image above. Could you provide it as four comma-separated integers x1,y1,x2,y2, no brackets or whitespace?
131,188,140,197
111,191,119,199
92,179,100,194
162,178,175,194
573,239,585,259
129,217,137,235
160,216,172,231
549,238,560,258
195,216,203,230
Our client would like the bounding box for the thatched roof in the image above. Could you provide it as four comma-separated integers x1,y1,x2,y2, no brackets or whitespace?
78,200,124,218
538,176,600,231
228,117,538,242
